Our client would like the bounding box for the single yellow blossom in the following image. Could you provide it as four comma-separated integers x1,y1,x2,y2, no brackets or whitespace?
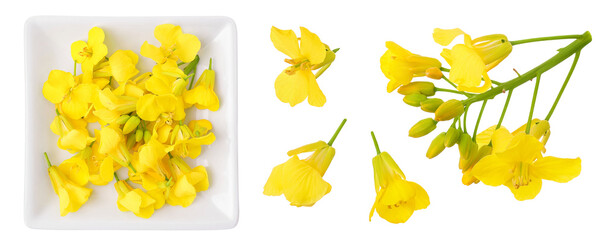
380,41,442,93
46,153,92,216
271,26,328,107
166,156,209,207
183,60,220,111
50,110,94,153
71,27,108,81
471,127,581,201
85,137,116,185
136,93,185,122
369,132,429,223
114,179,160,219
58,155,90,186
264,119,345,206
109,50,140,95
43,70,99,120
434,28,512,93
141,24,201,64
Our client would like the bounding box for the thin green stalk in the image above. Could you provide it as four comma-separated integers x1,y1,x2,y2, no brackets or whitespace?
496,89,513,129
44,152,51,167
463,105,470,133
510,35,582,46
545,51,581,121
440,67,450,72
371,131,381,154
184,55,200,90
435,87,474,96
526,73,542,134
328,119,347,146
464,31,591,106
73,61,77,76
114,172,120,181
473,100,488,140
441,75,456,88
315,49,339,78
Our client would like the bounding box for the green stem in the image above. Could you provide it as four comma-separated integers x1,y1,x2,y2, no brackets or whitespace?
526,73,542,134
44,152,51,167
315,63,331,79
463,105,469,133
73,61,77,76
114,172,120,181
496,89,513,129
440,75,456,88
463,32,591,106
545,51,581,121
370,131,381,154
435,87,474,96
510,35,582,46
491,79,503,85
328,119,347,146
184,55,200,90
472,100,487,140
440,67,450,72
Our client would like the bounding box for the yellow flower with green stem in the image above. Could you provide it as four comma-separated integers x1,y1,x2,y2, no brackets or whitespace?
369,132,429,223
264,119,347,206
380,41,442,93
433,28,512,93
271,26,338,107
141,24,201,64
471,126,580,201
71,27,108,82
45,153,92,216
50,109,95,153
183,59,220,111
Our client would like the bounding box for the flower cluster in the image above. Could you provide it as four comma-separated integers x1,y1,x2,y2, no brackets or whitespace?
380,28,589,201
42,24,219,218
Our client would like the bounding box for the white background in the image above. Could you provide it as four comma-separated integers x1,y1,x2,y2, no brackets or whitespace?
2,0,602,239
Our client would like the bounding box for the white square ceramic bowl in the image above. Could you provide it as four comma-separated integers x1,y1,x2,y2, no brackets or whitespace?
24,16,238,229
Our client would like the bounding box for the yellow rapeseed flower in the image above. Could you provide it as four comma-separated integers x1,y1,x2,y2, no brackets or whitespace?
271,26,328,107
380,41,442,93
46,153,92,216
369,132,429,223
71,27,108,81
114,179,160,219
141,24,201,64
183,60,220,111
434,28,512,93
471,127,580,201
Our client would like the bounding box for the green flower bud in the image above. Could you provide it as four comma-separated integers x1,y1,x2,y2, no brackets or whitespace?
397,81,436,96
426,132,446,159
143,130,152,143
172,78,187,96
115,115,131,125
409,118,438,138
122,116,141,135
403,94,427,107
458,133,478,170
126,133,136,149
135,129,143,142
435,99,464,121
444,127,461,148
420,98,444,113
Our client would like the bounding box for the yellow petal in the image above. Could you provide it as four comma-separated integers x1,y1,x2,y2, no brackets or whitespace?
281,156,331,206
433,28,469,46
409,181,430,210
109,50,139,85
174,33,201,63
476,125,497,148
61,96,88,120
136,94,177,121
497,134,543,164
375,197,415,224
87,27,105,46
154,24,182,47
263,162,285,196
491,127,513,153
59,129,89,152
71,41,88,63
141,41,166,64
119,190,143,214
275,68,309,107
58,157,89,186
43,70,75,104
471,155,514,186
380,179,416,205
98,126,121,154
89,43,108,65
532,156,581,183
299,27,326,65
270,26,301,59
447,44,485,90
380,50,412,92
505,178,542,201
287,141,328,156
306,72,326,107
189,165,210,192
385,41,412,57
